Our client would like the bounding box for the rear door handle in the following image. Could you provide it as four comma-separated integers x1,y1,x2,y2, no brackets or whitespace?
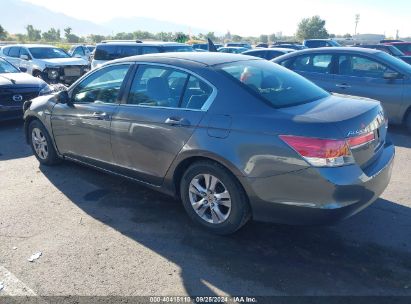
336,83,351,89
165,117,190,126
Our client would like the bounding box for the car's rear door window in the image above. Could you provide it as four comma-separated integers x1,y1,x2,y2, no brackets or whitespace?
290,54,332,73
8,47,20,58
127,65,213,110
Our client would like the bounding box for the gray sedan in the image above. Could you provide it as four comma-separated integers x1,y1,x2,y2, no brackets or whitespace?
23,53,394,234
273,47,411,132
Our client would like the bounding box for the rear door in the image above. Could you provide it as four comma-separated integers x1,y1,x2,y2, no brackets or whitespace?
51,63,132,163
5,47,21,67
333,54,404,121
287,53,336,91
111,64,215,185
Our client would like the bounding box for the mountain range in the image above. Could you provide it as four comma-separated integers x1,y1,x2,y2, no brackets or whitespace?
0,0,211,36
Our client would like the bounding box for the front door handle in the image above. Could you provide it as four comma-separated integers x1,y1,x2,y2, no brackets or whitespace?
336,83,351,89
165,117,190,126
91,112,110,120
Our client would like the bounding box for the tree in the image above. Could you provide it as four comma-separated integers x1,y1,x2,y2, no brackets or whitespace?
296,16,329,40
0,25,8,40
343,33,352,38
26,25,41,41
206,32,217,41
42,28,61,41
114,32,134,40
64,27,80,43
89,34,106,43
259,34,268,43
174,32,189,43
232,35,242,42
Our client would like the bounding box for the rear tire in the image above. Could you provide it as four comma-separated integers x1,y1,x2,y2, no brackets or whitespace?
180,160,251,235
29,120,60,166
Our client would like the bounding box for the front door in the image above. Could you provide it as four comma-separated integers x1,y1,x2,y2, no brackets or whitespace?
111,64,215,186
51,63,132,163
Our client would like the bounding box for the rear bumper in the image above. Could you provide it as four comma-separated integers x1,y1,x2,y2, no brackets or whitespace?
241,142,395,225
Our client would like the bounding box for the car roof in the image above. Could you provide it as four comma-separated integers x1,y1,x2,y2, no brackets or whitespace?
112,52,260,67
244,48,293,52
386,42,411,44
2,44,59,48
97,41,188,46
285,46,381,55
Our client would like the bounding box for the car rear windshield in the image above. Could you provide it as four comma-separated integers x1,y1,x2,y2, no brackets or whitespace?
94,45,161,60
0,59,19,73
29,47,70,59
393,43,411,53
217,59,329,108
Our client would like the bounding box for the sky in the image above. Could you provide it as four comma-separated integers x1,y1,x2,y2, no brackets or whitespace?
23,0,411,37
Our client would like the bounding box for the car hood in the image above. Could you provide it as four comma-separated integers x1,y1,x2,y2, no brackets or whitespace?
0,72,47,89
41,58,88,66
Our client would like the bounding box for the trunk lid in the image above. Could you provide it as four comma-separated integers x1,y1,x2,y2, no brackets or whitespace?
278,94,387,168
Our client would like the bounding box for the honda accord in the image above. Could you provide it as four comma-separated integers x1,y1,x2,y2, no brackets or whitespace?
23,53,394,234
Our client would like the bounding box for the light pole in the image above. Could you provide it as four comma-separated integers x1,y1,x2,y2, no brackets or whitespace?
355,14,360,36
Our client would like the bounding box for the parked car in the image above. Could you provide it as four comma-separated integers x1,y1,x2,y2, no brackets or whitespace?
68,45,92,62
255,43,269,48
218,47,248,54
192,43,223,51
380,39,404,44
91,41,194,69
0,57,52,121
383,42,411,56
271,44,307,50
273,47,411,131
24,52,394,234
225,42,252,49
355,44,411,64
303,39,341,48
0,44,89,85
242,48,294,60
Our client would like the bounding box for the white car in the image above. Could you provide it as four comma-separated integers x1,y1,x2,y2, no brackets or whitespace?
0,44,90,85
68,45,95,62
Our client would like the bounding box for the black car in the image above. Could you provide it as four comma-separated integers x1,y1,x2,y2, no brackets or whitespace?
242,48,294,60
0,58,51,121
303,39,341,48
355,44,411,65
270,44,307,50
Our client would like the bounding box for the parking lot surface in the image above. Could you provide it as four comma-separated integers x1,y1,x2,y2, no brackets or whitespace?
0,120,410,296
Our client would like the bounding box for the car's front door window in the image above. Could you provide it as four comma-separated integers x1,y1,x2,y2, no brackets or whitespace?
338,55,388,78
71,64,131,104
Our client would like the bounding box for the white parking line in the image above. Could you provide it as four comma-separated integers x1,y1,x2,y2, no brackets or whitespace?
0,265,37,296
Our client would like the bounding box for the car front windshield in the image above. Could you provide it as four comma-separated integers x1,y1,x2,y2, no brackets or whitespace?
377,52,411,73
217,59,329,108
0,59,20,73
29,47,70,59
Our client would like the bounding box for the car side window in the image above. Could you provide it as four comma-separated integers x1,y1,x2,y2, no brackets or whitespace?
71,64,131,104
127,65,213,110
9,47,20,58
291,54,332,73
3,47,10,56
20,48,30,58
73,47,84,56
338,55,388,78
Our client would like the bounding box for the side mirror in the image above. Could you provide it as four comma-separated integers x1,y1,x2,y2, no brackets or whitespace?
384,71,401,80
20,54,29,61
19,67,27,72
56,90,70,104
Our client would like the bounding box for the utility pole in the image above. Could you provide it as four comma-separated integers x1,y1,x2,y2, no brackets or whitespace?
354,14,360,36
396,30,399,40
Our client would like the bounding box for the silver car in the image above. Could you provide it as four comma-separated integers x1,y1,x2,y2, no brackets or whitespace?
273,47,411,132
23,53,394,234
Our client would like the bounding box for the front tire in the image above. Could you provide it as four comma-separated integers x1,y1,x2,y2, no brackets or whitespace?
29,120,60,166
180,161,251,235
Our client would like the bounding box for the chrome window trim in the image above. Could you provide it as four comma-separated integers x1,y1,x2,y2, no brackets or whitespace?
122,61,218,112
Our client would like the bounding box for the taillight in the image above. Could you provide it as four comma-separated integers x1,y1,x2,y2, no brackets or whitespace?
347,132,375,148
280,135,354,167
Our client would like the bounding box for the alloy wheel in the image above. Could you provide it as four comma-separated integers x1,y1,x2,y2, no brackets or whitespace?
188,174,232,224
31,127,48,160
